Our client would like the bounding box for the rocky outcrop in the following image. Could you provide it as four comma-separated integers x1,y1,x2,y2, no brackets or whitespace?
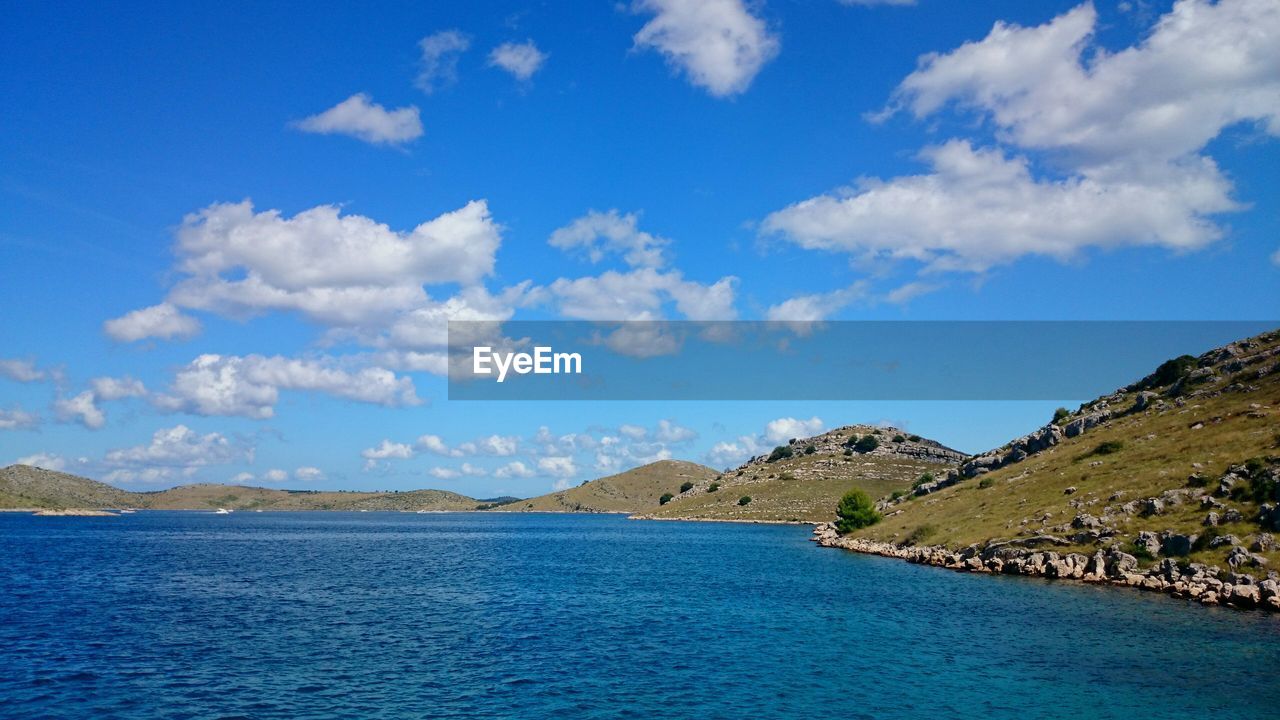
812,523,1280,612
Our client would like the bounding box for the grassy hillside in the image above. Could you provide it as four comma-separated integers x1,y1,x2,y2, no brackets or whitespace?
505,460,718,513
0,467,486,512
641,426,966,522
847,329,1280,571
0,465,138,509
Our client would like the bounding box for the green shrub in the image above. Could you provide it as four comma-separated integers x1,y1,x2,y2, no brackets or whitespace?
767,445,794,463
659,493,673,505
854,435,880,453
1131,540,1154,561
780,471,796,481
1091,440,1124,456
804,444,817,455
835,489,881,533
912,472,934,489
890,490,905,500
680,481,694,493
908,435,921,442
1052,407,1070,424
843,448,853,456
904,524,937,545
708,482,720,493
978,477,995,489
892,434,905,443
738,496,752,506
1137,354,1197,390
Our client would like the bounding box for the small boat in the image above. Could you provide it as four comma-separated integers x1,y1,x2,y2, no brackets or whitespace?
119,509,137,514
214,508,232,514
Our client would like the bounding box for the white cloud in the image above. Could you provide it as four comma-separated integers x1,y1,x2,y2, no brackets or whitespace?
428,467,460,480
537,455,578,478
154,354,419,419
654,419,697,443
765,282,868,322
633,0,780,97
230,472,255,484
103,303,201,343
294,93,423,146
90,376,147,401
294,466,325,481
552,478,574,491
549,267,737,321
768,0,1276,276
466,435,519,456
619,424,647,440
263,469,289,483
159,199,501,328
361,439,415,469
459,462,487,477
489,40,548,80
0,358,46,383
17,453,77,472
55,391,105,430
493,461,536,478
764,416,825,444
103,425,248,478
0,408,38,431
416,434,459,457
1271,248,1280,266
550,210,668,268
707,437,762,468
417,30,471,93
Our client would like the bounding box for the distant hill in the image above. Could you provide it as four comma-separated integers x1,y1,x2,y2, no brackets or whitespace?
640,426,966,522
0,466,487,512
829,328,1280,581
0,465,137,509
504,460,719,513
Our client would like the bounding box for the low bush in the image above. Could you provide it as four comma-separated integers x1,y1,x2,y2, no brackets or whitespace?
708,482,720,493
912,472,934,489
659,493,673,505
1052,407,1070,424
904,524,937,545
780,471,796,481
890,490,905,500
843,448,853,457
738,496,752,506
978,477,995,489
834,489,881,533
1091,440,1125,456
767,445,794,463
680,481,694,493
908,435,921,442
892,434,906,443
854,435,880,453
804,444,817,455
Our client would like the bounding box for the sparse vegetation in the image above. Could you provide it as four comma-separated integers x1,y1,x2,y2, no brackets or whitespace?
767,445,794,463
835,489,881,534
908,435,921,442
1136,354,1197,390
912,472,934,489
659,493,673,505
1091,440,1125,456
738,495,752,506
680,481,694,493
904,524,938,546
978,477,995,489
892,434,906,443
708,482,720,493
854,435,880,453
1052,407,1071,424
804,444,817,455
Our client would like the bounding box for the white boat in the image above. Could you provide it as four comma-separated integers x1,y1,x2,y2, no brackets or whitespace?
119,509,136,514
214,508,232,514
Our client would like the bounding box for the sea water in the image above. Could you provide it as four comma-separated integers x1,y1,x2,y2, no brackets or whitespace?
1,512,1277,719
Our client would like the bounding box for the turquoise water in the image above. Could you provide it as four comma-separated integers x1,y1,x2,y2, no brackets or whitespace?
1,512,1277,719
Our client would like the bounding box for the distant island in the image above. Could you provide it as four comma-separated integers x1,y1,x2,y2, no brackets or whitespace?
6,328,1278,612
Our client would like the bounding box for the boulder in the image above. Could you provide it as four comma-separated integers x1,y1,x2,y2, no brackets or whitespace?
1208,534,1239,549
1135,531,1161,557
1160,532,1197,557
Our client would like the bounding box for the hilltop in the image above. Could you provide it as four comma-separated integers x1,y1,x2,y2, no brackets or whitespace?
503,460,718,513
639,426,965,523
817,328,1280,610
0,466,496,513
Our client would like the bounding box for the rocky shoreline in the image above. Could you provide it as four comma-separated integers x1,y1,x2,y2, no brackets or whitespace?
812,523,1280,612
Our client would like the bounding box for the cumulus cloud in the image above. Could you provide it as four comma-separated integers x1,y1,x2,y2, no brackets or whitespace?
493,461,535,479
294,466,325,481
103,303,201,342
549,268,737,321
633,0,780,97
654,419,697,443
361,439,415,470
428,466,460,480
767,0,1276,276
550,210,668,268
0,408,38,431
537,455,578,478
160,199,501,328
262,469,289,483
101,425,250,483
153,354,419,419
417,30,471,93
765,416,825,444
90,376,147,401
294,93,423,146
55,391,105,430
765,282,868,322
17,453,80,472
489,40,548,80
0,358,47,383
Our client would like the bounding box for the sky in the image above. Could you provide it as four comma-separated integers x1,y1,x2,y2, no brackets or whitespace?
1,0,1277,498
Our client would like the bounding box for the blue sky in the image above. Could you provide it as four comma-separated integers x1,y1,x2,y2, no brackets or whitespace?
1,0,1277,497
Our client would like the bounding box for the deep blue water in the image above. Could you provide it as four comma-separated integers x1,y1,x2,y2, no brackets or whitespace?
2,513,1278,719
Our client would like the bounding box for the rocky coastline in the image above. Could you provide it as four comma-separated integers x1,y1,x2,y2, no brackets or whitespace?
812,523,1280,612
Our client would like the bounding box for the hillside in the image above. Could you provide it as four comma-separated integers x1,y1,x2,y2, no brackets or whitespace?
0,465,138,509
0,466,489,512
504,460,718,513
819,328,1280,609
640,426,966,522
